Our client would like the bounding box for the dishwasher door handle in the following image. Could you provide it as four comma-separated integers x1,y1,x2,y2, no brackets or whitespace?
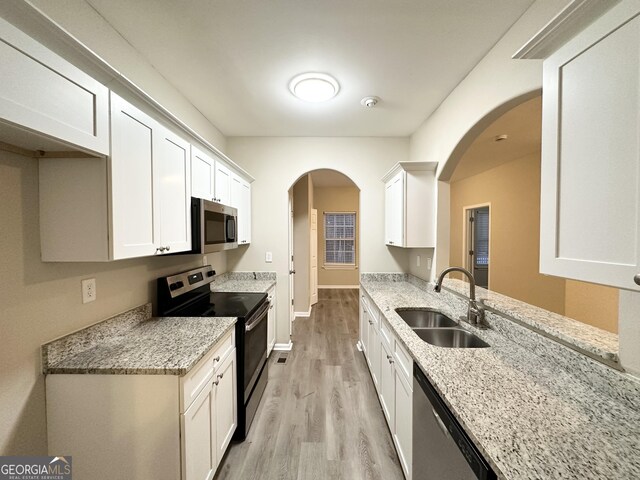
432,408,449,437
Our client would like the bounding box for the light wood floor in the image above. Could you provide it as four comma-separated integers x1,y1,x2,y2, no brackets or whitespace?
215,288,405,480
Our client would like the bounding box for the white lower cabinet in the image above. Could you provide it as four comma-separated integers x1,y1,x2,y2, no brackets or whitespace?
46,331,237,480
360,289,413,480
267,285,277,356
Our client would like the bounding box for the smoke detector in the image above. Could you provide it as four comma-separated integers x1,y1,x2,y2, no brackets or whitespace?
361,96,380,108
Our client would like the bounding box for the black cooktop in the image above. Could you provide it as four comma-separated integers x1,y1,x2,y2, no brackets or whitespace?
170,291,267,319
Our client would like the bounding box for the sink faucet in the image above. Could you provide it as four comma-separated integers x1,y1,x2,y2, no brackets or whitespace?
434,267,486,328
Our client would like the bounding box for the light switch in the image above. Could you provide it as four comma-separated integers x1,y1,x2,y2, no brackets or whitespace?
416,255,421,267
426,257,432,270
265,251,273,263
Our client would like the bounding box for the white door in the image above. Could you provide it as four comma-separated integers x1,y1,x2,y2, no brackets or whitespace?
182,383,215,480
288,191,295,334
310,209,318,306
267,287,277,356
156,126,191,254
214,161,232,205
110,93,160,259
214,351,237,463
191,146,215,201
541,4,640,291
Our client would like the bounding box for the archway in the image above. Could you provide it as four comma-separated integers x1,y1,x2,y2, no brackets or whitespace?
288,169,361,332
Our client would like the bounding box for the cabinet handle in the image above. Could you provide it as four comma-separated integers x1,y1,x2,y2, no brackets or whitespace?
165,245,170,252
218,373,224,380
213,379,219,386
389,241,394,245
368,320,373,325
157,246,166,253
634,274,640,286
387,354,394,364
213,356,220,363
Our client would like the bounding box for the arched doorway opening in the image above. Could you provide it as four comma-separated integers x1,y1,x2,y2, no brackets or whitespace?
288,169,361,332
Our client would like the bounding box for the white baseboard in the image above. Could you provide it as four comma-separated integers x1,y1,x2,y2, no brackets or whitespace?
294,308,312,318
318,285,360,289
273,341,293,351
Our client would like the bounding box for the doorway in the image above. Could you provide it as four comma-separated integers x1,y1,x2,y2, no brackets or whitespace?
465,205,490,289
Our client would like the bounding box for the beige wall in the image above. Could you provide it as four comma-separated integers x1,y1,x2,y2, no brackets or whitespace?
314,186,360,287
0,152,226,455
449,152,619,333
450,152,567,314
565,281,619,333
226,137,410,345
293,176,310,313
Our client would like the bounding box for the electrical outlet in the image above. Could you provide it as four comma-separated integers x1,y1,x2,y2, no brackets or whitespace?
416,255,421,267
202,255,208,266
82,278,96,304
265,251,273,263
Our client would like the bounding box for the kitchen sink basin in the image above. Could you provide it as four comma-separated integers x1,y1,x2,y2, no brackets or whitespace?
395,308,458,328
413,328,490,348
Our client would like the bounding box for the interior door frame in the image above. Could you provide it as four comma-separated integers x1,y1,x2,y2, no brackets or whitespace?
462,202,491,289
309,208,318,306
288,190,294,334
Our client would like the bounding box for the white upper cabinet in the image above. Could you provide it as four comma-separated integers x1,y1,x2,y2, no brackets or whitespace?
191,145,237,209
383,162,437,248
230,172,252,245
191,146,216,201
540,2,640,291
40,93,192,261
0,17,109,155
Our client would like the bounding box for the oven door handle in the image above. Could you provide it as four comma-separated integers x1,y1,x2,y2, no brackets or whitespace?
245,301,270,332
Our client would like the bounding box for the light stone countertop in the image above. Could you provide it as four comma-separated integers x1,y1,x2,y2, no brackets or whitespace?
211,271,276,293
42,304,236,375
360,275,640,480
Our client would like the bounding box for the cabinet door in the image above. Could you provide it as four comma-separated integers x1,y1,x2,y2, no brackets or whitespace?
267,287,277,356
385,172,404,246
230,173,251,244
368,321,381,391
360,298,370,359
182,382,215,480
191,146,215,201
156,126,192,254
214,350,237,465
240,181,252,244
394,368,413,480
0,18,109,155
214,161,232,205
541,4,640,291
110,93,160,259
379,341,396,427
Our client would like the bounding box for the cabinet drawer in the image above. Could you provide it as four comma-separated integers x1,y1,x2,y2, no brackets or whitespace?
181,329,235,412
394,338,412,384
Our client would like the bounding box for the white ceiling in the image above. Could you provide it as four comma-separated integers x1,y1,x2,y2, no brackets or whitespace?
85,0,535,137
450,95,542,182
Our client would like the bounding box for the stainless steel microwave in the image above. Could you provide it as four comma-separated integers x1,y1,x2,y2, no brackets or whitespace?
186,198,238,254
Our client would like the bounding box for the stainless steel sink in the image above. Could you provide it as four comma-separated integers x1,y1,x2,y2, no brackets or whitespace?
413,328,490,348
395,308,458,328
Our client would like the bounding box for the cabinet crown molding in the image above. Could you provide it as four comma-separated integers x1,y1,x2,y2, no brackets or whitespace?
381,161,437,183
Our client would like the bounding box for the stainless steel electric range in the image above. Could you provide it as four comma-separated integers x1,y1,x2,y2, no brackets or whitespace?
157,265,269,440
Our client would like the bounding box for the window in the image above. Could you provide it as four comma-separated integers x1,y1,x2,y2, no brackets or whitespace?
324,212,356,265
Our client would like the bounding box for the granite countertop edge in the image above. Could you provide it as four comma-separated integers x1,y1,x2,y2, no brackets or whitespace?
43,317,237,376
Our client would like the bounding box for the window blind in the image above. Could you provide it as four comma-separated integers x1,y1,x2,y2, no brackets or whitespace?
324,212,356,264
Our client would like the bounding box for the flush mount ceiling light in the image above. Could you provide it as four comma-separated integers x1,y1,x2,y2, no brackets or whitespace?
289,73,339,102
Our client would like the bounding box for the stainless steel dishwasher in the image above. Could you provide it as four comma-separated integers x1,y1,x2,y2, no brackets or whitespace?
413,364,496,480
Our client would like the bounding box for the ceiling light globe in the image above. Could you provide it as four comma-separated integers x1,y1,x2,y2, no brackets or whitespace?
289,73,339,102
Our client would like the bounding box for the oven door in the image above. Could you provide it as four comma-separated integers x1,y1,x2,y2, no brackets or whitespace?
243,301,269,402
198,199,238,253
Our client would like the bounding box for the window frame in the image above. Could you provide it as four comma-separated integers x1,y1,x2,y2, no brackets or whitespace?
323,211,357,269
